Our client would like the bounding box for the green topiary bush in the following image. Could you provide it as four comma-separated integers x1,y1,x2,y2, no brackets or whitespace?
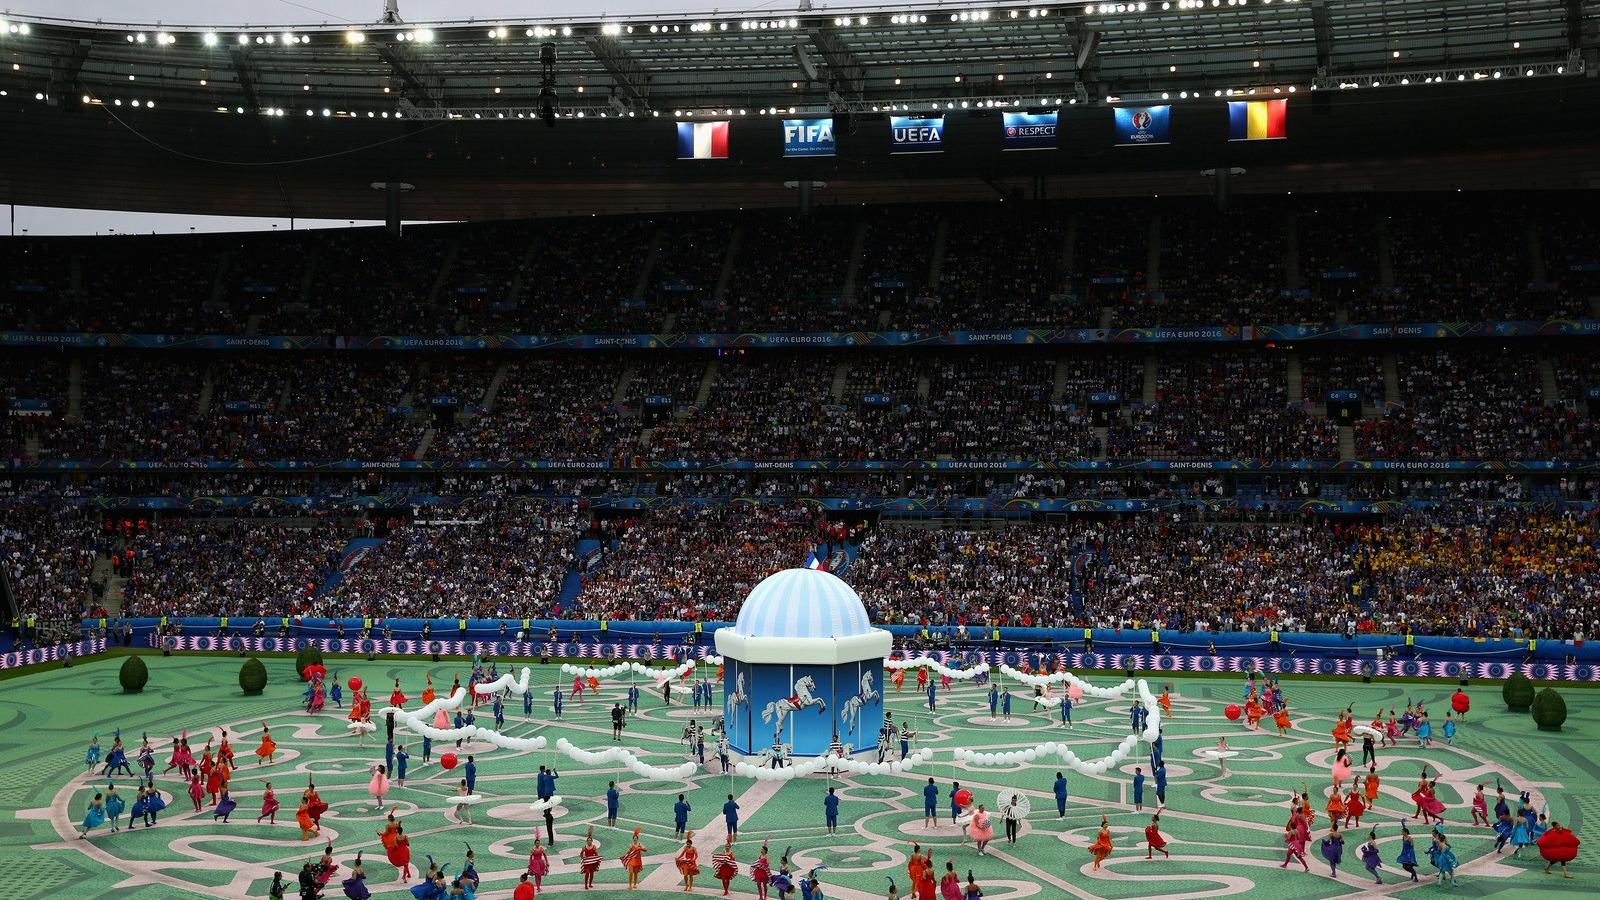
1531,688,1567,731
239,657,268,695
119,655,148,693
1502,672,1535,711
294,644,324,678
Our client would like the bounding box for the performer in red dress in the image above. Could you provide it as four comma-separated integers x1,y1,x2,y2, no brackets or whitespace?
712,837,739,895
579,827,603,889
1145,814,1169,859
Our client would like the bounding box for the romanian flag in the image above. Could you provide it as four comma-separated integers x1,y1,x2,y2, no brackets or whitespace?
1227,99,1287,141
676,121,730,159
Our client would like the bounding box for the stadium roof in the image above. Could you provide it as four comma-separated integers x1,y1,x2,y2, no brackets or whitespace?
2,1,1591,117
0,1,1596,219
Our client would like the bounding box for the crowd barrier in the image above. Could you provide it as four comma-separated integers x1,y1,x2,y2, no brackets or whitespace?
99,618,1596,663
0,637,107,671
139,635,1600,683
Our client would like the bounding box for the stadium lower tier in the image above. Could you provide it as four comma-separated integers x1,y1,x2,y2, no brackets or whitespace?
5,504,1596,641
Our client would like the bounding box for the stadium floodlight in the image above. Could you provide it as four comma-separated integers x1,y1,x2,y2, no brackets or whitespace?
238,34,250,45
415,29,435,43
202,32,218,46
346,31,365,44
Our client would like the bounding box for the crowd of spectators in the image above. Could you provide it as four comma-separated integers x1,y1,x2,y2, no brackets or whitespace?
1106,352,1337,459
7,195,1595,337
1356,348,1591,459
0,506,104,622
7,494,1598,644
432,357,631,461
1352,508,1599,639
2,345,1590,463
118,516,348,618
850,524,1081,627
569,504,824,623
329,498,578,620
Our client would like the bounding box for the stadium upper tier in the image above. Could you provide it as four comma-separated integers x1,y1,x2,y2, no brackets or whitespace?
2,345,1597,465
4,195,1598,336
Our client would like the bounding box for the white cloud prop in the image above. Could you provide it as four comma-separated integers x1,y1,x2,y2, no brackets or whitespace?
883,656,990,680
552,738,699,781
558,656,722,684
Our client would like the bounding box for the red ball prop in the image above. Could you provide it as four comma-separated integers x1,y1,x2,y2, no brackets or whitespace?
1451,691,1470,714
1224,704,1242,721
301,663,326,682
954,788,973,808
441,753,458,770
347,675,363,692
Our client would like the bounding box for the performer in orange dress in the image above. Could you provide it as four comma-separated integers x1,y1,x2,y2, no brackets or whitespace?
1325,788,1346,825
1089,815,1114,870
1244,697,1264,730
217,730,235,768
421,675,436,706
893,668,905,692
1332,714,1353,750
1272,705,1292,734
1158,686,1173,718
620,827,645,890
1364,766,1380,807
676,831,701,892
207,757,230,805
295,796,319,841
377,812,400,853
255,723,276,765
907,842,926,885
1145,814,1169,859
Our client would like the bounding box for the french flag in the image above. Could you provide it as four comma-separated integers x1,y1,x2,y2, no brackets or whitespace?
805,551,824,570
676,121,730,159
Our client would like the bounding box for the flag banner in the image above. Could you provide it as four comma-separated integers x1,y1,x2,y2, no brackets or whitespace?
782,118,836,157
889,115,944,154
1227,99,1287,141
1113,105,1171,145
1001,111,1058,150
676,120,730,159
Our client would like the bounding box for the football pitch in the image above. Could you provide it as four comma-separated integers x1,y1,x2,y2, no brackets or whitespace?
0,652,1591,899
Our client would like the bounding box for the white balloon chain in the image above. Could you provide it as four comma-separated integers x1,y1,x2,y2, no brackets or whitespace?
558,656,723,683
379,688,550,751
883,656,991,680
953,679,1164,778
997,664,1136,699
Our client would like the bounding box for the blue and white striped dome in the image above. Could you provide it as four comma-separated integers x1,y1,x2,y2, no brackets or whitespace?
732,568,873,639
